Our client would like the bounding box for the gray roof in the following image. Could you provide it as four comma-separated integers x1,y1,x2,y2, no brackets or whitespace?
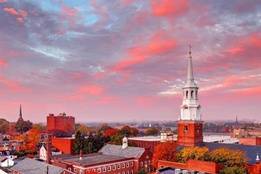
205,142,261,164
99,144,145,158
11,158,65,174
57,153,131,167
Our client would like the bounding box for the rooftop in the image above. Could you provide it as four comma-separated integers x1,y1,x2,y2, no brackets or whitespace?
53,153,132,167
11,158,67,174
99,144,145,158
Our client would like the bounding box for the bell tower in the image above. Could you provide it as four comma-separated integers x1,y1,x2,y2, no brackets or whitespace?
177,46,203,146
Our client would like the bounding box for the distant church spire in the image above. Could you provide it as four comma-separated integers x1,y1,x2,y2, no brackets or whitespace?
19,104,23,119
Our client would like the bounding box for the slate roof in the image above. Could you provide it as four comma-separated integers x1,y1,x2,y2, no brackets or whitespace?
11,158,66,174
56,153,132,167
99,144,145,159
204,142,261,164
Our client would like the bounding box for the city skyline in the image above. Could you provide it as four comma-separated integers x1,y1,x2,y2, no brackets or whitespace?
0,0,261,122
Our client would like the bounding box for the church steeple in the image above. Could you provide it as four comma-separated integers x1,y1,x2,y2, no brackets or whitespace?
185,45,197,88
180,46,201,121
19,104,23,119
177,46,203,147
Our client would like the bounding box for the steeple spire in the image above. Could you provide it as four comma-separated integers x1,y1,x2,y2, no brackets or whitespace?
186,45,196,87
187,45,194,81
19,104,22,119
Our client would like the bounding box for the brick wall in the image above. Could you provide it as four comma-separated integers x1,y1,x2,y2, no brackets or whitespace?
52,137,74,154
239,137,261,145
158,159,220,174
47,114,75,136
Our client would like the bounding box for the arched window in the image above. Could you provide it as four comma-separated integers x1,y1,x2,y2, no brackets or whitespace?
195,91,198,99
191,90,194,99
186,91,188,99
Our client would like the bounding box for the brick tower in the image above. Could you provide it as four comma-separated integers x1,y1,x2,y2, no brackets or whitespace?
177,46,203,146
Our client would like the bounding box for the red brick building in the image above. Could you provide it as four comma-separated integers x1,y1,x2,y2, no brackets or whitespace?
51,137,153,174
47,113,75,136
51,137,74,154
239,137,261,146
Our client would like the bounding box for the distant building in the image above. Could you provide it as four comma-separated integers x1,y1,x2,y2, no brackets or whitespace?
47,113,75,137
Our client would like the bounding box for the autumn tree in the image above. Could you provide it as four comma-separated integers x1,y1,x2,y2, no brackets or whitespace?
103,128,118,137
176,146,209,162
0,118,9,134
76,124,92,135
145,127,159,136
119,125,139,137
152,142,177,168
209,148,247,173
32,123,46,131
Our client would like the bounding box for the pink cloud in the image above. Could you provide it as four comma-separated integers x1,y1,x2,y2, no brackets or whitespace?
0,0,6,3
0,75,27,92
3,7,28,23
111,31,177,71
0,59,7,67
61,5,78,27
151,0,188,17
78,84,104,96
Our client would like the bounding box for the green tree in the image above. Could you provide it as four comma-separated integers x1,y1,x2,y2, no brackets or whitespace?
138,169,147,174
73,131,85,154
15,120,33,133
220,166,246,174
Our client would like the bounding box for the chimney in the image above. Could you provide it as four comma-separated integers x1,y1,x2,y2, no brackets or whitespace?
46,134,52,164
122,136,128,149
256,153,260,164
79,149,83,160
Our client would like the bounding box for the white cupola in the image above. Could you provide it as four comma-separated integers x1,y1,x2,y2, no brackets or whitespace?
122,136,128,149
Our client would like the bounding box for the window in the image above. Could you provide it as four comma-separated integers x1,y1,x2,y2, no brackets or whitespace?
130,161,133,167
112,165,116,171
184,125,188,133
107,166,111,171
126,162,129,168
102,167,106,172
97,168,101,173
191,90,194,99
117,164,120,169
122,163,125,168
186,90,188,98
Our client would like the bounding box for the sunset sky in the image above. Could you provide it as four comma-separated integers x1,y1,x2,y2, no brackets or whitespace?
0,0,260,122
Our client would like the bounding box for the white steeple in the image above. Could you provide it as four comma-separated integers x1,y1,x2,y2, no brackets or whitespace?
180,46,201,121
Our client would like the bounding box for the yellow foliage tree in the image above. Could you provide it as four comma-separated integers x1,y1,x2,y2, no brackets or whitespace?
176,146,209,162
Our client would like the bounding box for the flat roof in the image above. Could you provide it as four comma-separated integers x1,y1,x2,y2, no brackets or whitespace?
54,153,133,167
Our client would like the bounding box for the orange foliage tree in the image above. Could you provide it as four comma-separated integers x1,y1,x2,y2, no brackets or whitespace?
103,128,118,137
152,141,177,168
15,128,41,153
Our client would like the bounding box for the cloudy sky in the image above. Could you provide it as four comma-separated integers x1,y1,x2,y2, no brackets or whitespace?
0,0,260,122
